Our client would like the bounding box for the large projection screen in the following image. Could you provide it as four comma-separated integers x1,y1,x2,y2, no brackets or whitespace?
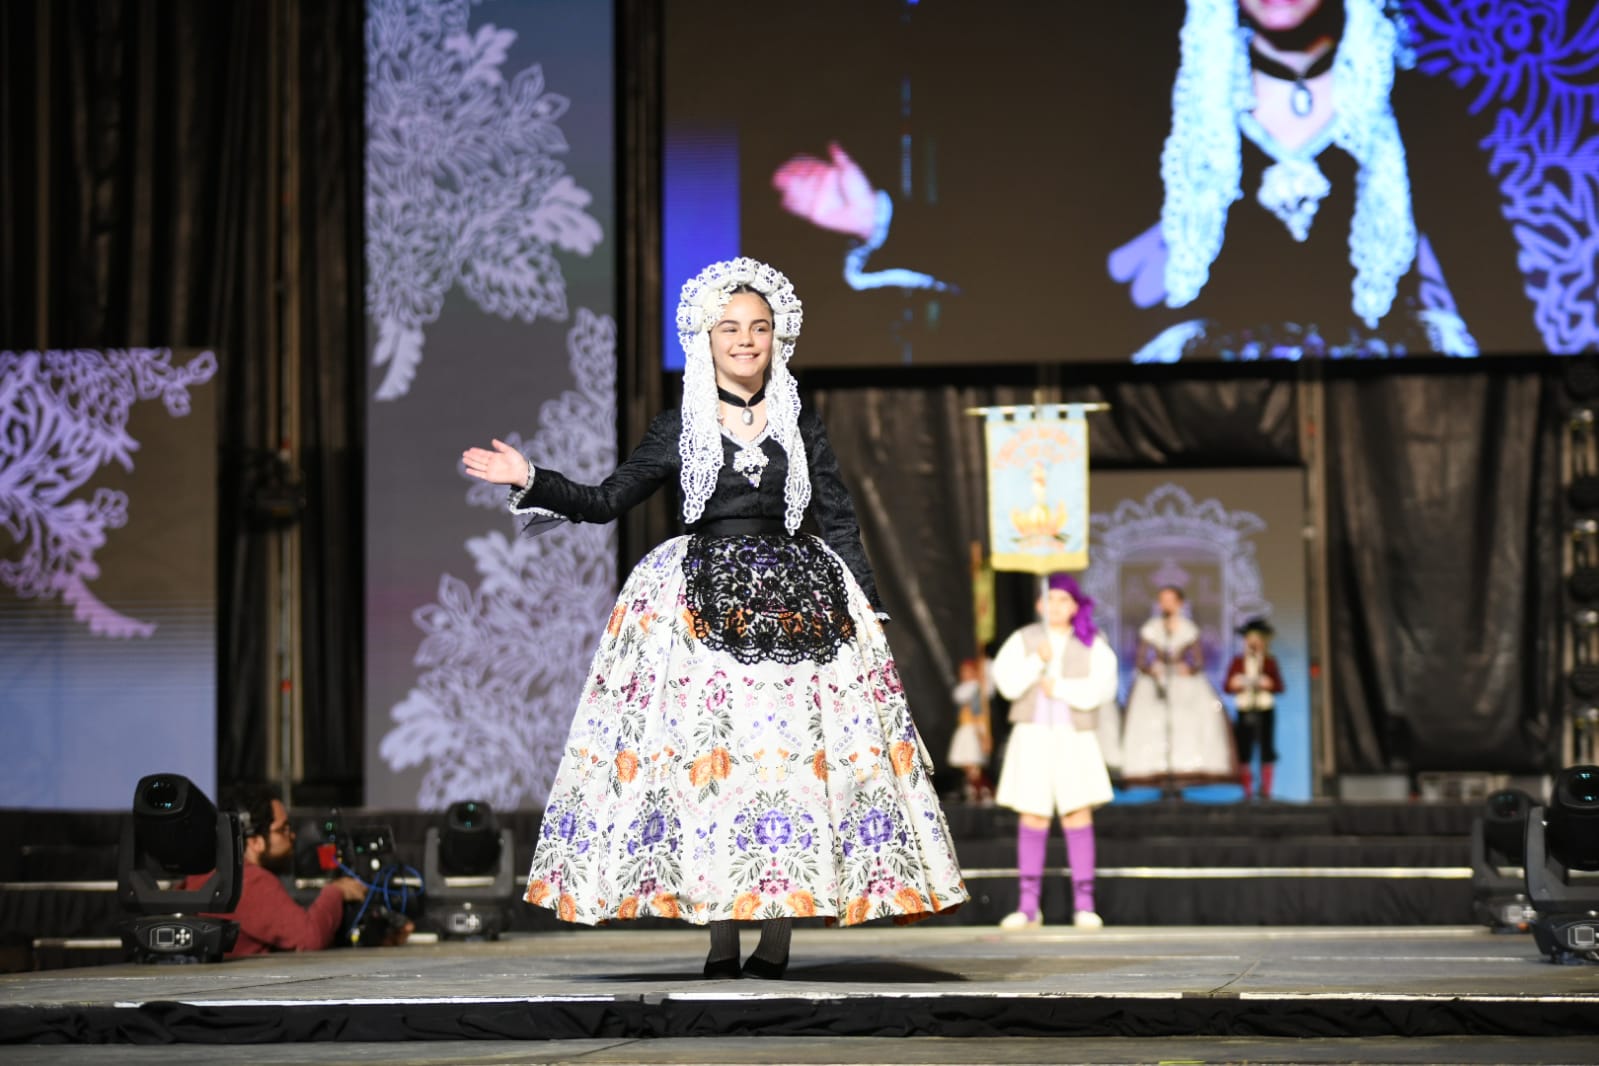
664,0,1599,367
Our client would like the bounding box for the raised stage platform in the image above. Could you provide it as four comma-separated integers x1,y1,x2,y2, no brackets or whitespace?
1,925,1596,1058
10,795,1596,1060
1,798,1487,975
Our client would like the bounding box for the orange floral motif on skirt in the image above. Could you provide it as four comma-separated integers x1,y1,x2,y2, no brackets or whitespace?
651,892,680,919
690,747,732,787
889,741,917,776
894,886,927,915
731,891,762,920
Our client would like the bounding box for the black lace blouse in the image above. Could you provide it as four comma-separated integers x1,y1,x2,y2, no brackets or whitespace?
511,408,883,610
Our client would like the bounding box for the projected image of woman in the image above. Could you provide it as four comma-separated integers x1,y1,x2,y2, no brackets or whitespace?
767,0,1533,362
461,258,967,980
1108,0,1513,361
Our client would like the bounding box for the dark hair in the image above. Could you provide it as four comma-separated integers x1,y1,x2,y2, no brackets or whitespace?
222,783,281,840
1159,585,1186,602
724,283,774,319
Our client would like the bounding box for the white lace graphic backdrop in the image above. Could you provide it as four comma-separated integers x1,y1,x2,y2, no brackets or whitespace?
379,311,617,809
0,349,217,638
366,0,602,401
1083,482,1271,695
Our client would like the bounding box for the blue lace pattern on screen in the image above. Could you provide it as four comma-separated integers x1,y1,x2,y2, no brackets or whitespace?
1407,0,1599,353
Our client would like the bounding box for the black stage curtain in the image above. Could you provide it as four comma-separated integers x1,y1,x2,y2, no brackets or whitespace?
1326,368,1562,773
807,368,1562,781
0,1,365,797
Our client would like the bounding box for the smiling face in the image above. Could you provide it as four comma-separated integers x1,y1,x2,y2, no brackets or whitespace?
709,290,774,394
1239,0,1325,34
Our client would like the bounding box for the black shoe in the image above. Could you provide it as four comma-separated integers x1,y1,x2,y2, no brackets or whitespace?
702,956,742,980
741,954,789,980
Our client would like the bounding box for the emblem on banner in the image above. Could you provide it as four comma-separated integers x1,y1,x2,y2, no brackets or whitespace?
983,407,1094,573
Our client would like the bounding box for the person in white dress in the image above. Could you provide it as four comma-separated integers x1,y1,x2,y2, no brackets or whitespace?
946,657,994,804
992,573,1118,929
461,258,967,980
1119,586,1236,792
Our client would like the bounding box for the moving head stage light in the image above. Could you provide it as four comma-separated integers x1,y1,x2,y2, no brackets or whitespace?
116,773,243,963
423,800,516,940
1526,765,1599,963
1471,788,1538,932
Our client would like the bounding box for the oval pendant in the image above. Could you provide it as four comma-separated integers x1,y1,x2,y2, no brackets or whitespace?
741,408,754,425
1291,82,1313,118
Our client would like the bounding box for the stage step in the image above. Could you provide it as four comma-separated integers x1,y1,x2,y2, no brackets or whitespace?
0,801,1489,969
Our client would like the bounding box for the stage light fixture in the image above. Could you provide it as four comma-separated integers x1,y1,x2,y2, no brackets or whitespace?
116,773,244,963
423,800,515,940
1525,765,1599,963
442,800,501,875
1470,789,1536,932
1548,765,1599,871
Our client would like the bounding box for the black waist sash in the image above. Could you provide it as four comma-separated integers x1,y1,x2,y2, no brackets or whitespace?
688,517,789,537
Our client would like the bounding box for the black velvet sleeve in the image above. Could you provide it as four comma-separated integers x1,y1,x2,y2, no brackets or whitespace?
512,409,679,524
801,409,884,612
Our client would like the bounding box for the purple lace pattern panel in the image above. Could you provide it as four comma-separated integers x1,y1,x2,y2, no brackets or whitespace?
0,348,217,638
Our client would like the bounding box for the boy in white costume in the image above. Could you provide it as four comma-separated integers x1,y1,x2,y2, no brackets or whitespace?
992,573,1118,929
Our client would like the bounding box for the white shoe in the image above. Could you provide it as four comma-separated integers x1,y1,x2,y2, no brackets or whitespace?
998,910,1042,930
1072,910,1104,929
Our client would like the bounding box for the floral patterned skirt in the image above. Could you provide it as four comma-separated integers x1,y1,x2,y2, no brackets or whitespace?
525,534,968,927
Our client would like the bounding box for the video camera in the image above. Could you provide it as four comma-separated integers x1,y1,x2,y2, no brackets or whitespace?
312,809,417,947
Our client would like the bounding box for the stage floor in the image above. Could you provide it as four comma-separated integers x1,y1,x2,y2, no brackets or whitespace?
3,925,1596,1059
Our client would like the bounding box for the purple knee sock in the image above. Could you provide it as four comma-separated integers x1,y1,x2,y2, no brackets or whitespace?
1065,825,1096,914
1016,824,1048,919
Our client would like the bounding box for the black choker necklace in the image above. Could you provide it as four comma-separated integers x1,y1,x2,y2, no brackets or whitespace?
1249,44,1336,118
717,385,766,425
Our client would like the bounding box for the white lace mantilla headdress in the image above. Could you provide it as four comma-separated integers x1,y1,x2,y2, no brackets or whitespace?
675,257,809,533
1159,0,1417,327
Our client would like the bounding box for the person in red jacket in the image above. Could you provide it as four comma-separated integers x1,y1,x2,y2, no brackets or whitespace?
1225,618,1286,800
182,784,373,957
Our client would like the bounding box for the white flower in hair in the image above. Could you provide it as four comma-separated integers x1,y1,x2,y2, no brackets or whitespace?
675,257,810,533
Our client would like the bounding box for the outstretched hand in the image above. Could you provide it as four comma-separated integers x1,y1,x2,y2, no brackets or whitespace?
461,439,530,487
771,142,878,241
